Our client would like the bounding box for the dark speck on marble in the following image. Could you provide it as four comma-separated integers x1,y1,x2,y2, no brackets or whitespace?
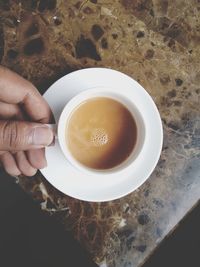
112,33,118,39
144,189,150,197
101,37,108,49
74,1,82,9
25,22,39,37
156,227,163,237
126,236,135,250
158,159,166,168
23,38,45,56
167,121,180,131
138,213,150,225
181,112,190,122
75,35,101,61
173,100,181,106
175,78,183,86
149,9,154,17
158,17,171,31
117,228,133,238
166,23,182,39
38,0,57,12
83,7,93,14
53,17,62,26
145,49,154,59
160,96,172,108
168,39,176,51
124,206,130,213
91,24,104,41
136,245,147,253
7,49,19,59
117,228,136,250
136,31,145,38
160,74,170,85
171,202,177,211
167,89,176,98
153,198,164,208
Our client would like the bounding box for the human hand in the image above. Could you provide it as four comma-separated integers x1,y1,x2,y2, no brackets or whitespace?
0,66,54,176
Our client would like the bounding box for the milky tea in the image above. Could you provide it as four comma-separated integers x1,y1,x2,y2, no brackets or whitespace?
65,97,137,170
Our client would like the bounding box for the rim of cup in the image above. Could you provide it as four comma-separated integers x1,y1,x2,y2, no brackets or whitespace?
57,87,146,175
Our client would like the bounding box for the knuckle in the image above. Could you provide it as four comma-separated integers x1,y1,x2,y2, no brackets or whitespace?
2,121,19,149
0,152,20,176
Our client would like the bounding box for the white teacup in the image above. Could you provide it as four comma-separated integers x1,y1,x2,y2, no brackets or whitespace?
41,68,163,202
56,87,146,175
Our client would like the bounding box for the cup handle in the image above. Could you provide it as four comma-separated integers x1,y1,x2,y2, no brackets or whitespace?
45,124,58,146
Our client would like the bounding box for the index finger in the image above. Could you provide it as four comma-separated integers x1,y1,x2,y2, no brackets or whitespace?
0,66,52,123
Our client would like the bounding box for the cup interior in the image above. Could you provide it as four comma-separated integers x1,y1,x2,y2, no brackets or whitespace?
58,87,146,175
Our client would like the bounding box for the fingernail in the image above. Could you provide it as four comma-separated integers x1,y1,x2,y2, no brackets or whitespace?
33,127,54,146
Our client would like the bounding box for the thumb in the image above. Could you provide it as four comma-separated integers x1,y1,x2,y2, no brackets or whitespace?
0,121,54,151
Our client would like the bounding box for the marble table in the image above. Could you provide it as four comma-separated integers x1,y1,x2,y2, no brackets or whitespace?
0,1,200,266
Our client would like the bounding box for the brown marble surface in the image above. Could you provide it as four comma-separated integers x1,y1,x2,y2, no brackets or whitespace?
0,1,200,266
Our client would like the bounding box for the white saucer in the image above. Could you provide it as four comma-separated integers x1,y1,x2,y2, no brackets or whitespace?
40,68,163,202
